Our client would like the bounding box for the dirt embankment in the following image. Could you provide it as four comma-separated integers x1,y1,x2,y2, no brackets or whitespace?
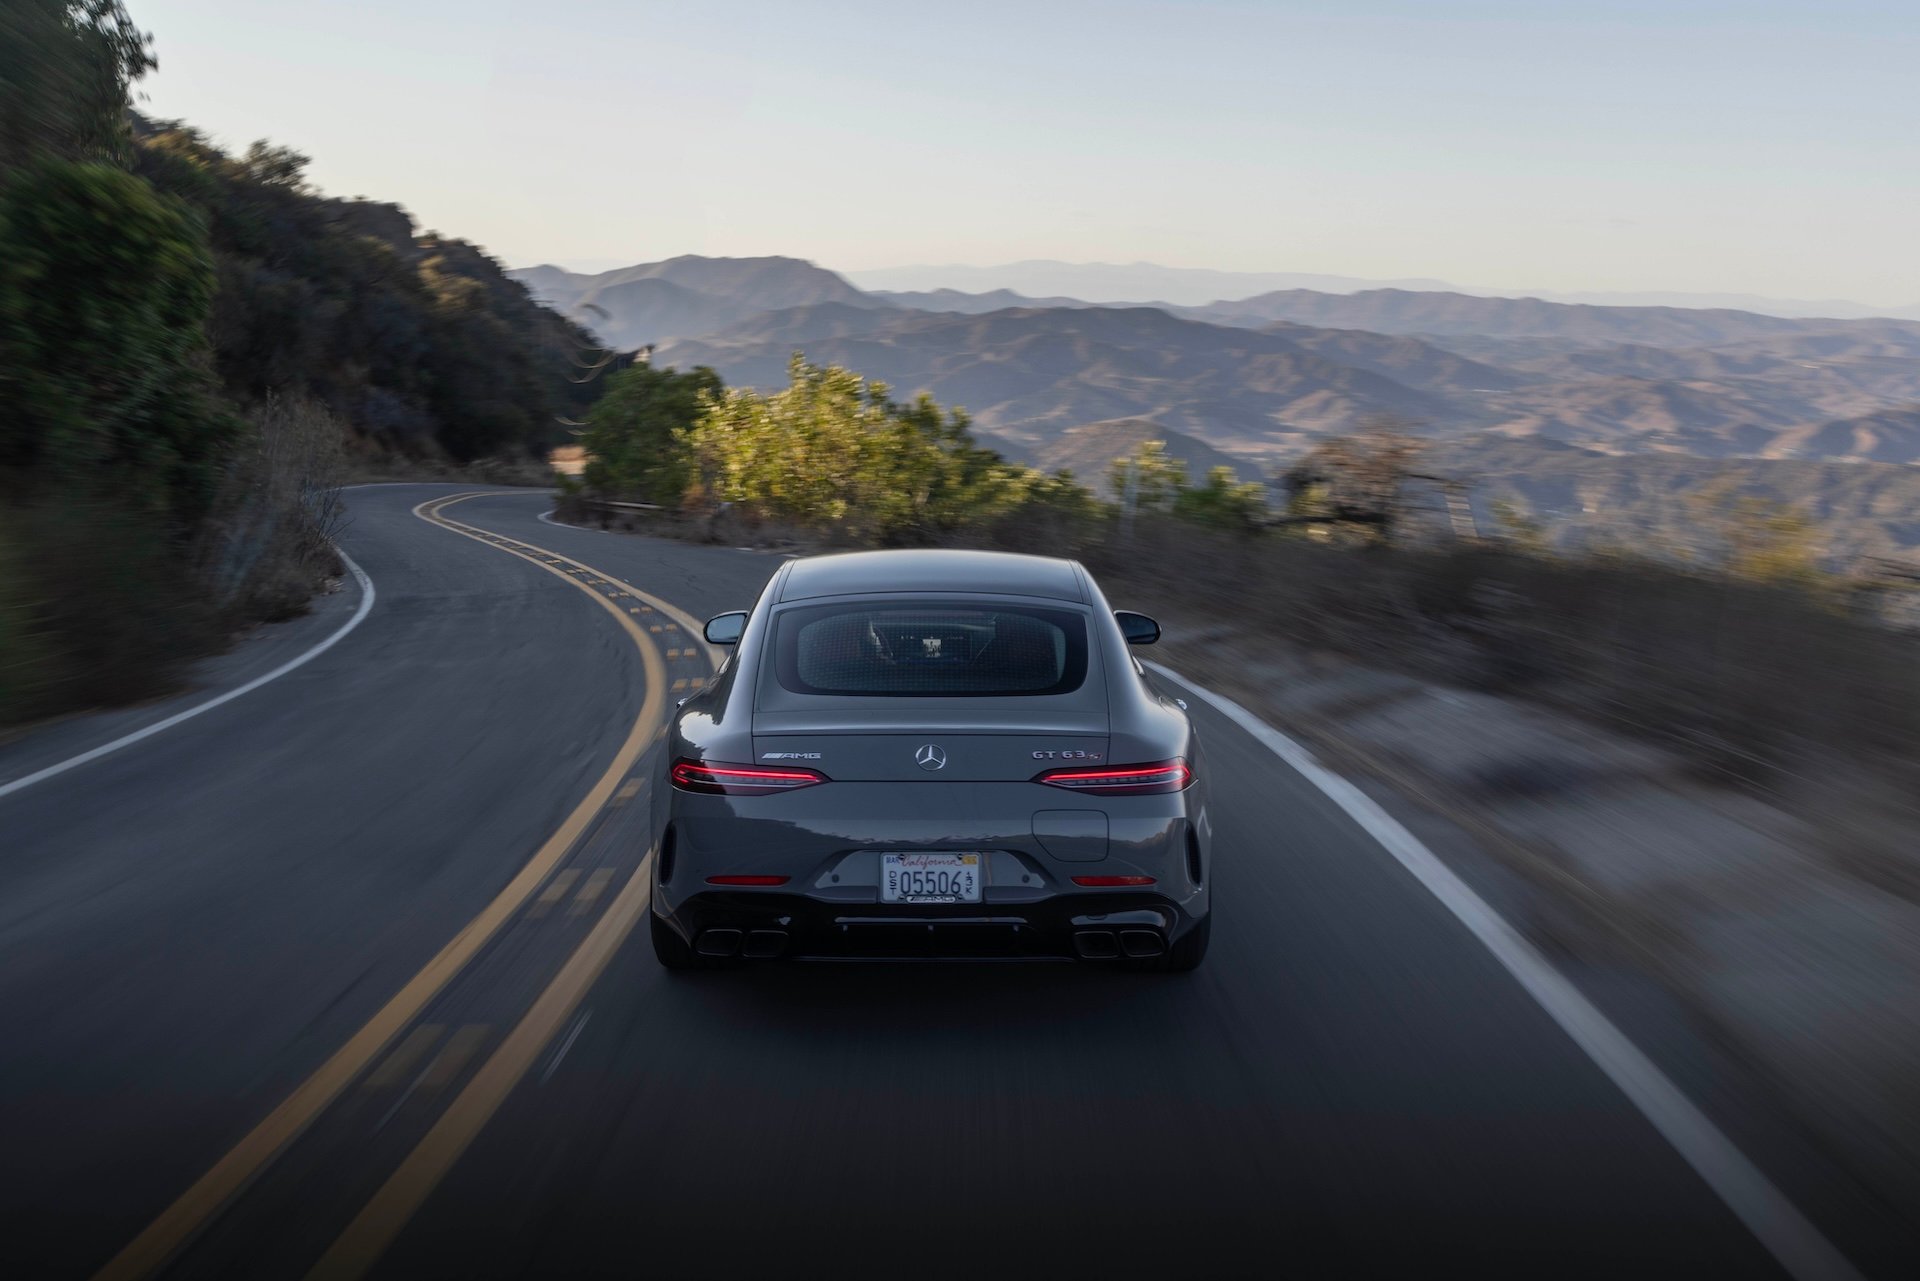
1151,621,1920,1227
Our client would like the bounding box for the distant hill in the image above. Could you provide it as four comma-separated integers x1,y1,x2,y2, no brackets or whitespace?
1009,419,1264,486
846,261,1915,321
845,260,1462,307
513,252,1920,467
1768,406,1920,465
510,254,887,349
1181,288,1920,348
1260,322,1526,396
870,287,1097,314
648,294,1920,464
1427,436,1920,567
652,304,1463,450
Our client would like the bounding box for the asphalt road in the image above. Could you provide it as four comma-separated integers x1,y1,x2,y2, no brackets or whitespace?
0,484,1857,1279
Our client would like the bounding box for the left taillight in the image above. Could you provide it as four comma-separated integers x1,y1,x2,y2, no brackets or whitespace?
1033,758,1192,796
669,759,829,796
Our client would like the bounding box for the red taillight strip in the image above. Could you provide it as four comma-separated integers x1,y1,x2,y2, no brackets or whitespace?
1071,875,1157,887
1033,759,1192,795
670,759,828,795
705,875,791,886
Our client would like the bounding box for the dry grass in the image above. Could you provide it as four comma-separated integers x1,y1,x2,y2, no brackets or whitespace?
195,396,348,622
1070,517,1920,796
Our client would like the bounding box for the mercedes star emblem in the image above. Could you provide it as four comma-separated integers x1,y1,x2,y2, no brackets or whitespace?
914,743,948,771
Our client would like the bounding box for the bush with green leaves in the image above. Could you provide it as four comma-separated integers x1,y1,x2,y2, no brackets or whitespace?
580,362,724,504
686,355,1048,545
0,0,153,172
0,157,233,529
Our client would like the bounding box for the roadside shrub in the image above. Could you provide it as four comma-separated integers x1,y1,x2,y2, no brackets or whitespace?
0,521,52,723
1086,516,1919,789
195,396,347,622
0,502,213,720
0,157,235,530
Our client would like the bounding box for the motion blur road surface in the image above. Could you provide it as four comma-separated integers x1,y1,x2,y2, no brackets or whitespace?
0,485,1828,1278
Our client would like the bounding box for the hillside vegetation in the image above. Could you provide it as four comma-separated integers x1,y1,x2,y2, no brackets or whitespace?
132,119,602,464
0,2,601,725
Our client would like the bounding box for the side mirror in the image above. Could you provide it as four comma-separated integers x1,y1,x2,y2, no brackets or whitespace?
703,611,748,645
1115,610,1160,645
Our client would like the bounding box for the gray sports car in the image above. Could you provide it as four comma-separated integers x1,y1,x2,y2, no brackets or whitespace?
649,549,1211,971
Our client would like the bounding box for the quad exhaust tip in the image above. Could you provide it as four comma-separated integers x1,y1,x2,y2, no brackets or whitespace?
1073,930,1120,960
1119,929,1166,958
695,928,743,957
742,929,789,959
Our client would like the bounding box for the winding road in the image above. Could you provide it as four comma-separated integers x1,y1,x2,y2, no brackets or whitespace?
0,485,1892,1279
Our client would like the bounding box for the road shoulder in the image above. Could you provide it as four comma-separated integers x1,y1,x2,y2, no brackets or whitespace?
1148,631,1919,1279
0,560,370,798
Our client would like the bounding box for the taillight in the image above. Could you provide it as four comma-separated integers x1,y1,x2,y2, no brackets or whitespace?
670,759,828,795
1033,759,1192,796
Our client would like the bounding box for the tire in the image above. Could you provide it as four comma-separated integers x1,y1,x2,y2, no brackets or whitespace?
650,911,722,971
1140,914,1210,973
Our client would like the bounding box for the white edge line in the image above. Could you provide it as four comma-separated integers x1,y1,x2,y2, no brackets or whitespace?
1146,661,1864,1281
0,553,376,801
540,1009,592,1084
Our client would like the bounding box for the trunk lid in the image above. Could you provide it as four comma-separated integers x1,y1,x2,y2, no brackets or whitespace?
752,708,1108,783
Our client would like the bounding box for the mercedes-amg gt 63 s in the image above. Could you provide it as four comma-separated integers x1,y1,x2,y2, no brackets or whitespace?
650,549,1211,971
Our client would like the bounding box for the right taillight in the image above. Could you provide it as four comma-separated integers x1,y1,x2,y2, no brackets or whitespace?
1032,759,1192,796
670,759,829,795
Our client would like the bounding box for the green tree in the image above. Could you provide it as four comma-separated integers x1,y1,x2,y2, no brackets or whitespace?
0,158,232,528
1172,465,1269,532
580,362,723,504
0,1,154,173
686,354,1038,544
1108,440,1189,513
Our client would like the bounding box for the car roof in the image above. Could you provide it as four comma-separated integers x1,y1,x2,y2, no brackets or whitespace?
777,549,1087,604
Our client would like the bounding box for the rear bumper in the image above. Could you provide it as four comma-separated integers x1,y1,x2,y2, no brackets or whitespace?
654,890,1203,961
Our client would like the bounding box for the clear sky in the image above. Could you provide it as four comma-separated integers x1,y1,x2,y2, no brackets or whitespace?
131,0,1920,303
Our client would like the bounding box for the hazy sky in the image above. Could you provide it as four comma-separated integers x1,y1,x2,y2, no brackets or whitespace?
133,0,1919,303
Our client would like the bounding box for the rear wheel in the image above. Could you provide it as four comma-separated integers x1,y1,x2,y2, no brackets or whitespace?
1140,914,1210,973
651,911,723,971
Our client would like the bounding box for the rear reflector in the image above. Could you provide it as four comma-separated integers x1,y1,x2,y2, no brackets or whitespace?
705,875,791,887
671,759,828,795
1034,759,1192,796
1071,875,1157,887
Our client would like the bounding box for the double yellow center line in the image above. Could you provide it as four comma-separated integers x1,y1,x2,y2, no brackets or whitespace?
95,493,710,1281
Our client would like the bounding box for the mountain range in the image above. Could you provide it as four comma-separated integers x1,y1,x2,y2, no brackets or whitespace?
841,260,1920,321
509,254,1920,559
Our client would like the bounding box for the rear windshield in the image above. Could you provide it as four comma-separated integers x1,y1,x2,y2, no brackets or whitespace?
772,601,1088,697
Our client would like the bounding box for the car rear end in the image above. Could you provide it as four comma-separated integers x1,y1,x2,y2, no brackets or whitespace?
654,556,1209,965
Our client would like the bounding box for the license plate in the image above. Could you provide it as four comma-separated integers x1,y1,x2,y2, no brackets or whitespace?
880,853,982,903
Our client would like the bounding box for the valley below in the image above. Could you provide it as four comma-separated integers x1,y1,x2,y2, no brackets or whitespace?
518,255,1920,566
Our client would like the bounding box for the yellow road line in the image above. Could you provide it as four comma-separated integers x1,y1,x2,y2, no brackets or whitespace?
306,856,654,1281
527,868,581,919
418,1026,490,1091
426,502,717,666
91,493,670,1281
362,1027,445,1091
568,867,615,917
